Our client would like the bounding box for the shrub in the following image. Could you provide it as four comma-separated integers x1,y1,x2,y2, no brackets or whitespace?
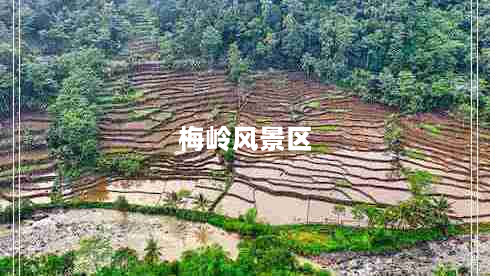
0,198,35,223
432,263,458,276
179,245,232,275
75,235,112,274
227,43,250,84
97,153,146,177
113,195,130,212
49,177,65,205
384,113,403,156
240,208,257,224
111,247,138,270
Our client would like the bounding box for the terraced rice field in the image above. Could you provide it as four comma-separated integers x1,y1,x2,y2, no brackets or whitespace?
0,112,55,206
2,65,489,224
1,8,489,226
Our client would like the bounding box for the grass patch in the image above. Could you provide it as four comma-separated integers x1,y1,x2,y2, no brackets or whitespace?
480,133,490,141
335,179,352,188
0,164,46,178
112,89,144,104
312,125,337,132
306,100,321,109
151,111,175,121
419,123,441,136
129,108,160,121
272,78,288,89
96,153,146,177
458,222,490,234
103,147,133,155
402,148,426,160
320,93,347,100
309,144,330,154
96,95,115,105
280,225,460,255
256,116,272,126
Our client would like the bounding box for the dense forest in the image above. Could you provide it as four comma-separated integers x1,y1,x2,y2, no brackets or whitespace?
0,0,488,119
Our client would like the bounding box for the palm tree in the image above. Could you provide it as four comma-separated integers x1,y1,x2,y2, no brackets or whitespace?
333,204,346,225
362,205,382,228
430,196,452,234
193,193,210,211
144,236,161,264
306,197,311,224
193,225,210,245
112,247,138,270
351,205,365,227
164,189,191,208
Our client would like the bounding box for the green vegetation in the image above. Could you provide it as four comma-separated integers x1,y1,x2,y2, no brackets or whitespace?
112,87,144,105
0,235,330,276
0,194,481,275
220,113,237,165
114,195,130,212
333,205,347,224
143,236,161,265
432,263,461,276
309,144,330,154
192,193,211,212
226,43,250,85
129,108,161,121
47,49,107,179
312,125,337,132
256,116,273,126
2,199,458,253
0,1,486,273
145,0,490,120
289,104,305,123
152,111,175,122
96,153,146,178
384,113,403,156
0,198,34,224
0,0,131,118
272,78,288,89
75,235,113,274
419,123,442,137
334,179,352,188
162,189,191,209
402,148,427,160
306,100,321,109
49,177,65,205
0,164,38,178
2,0,490,123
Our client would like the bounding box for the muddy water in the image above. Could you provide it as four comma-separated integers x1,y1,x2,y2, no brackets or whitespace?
102,179,223,208
0,209,240,260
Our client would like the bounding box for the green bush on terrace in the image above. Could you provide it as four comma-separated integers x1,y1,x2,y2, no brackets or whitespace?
112,87,144,104
96,153,146,177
